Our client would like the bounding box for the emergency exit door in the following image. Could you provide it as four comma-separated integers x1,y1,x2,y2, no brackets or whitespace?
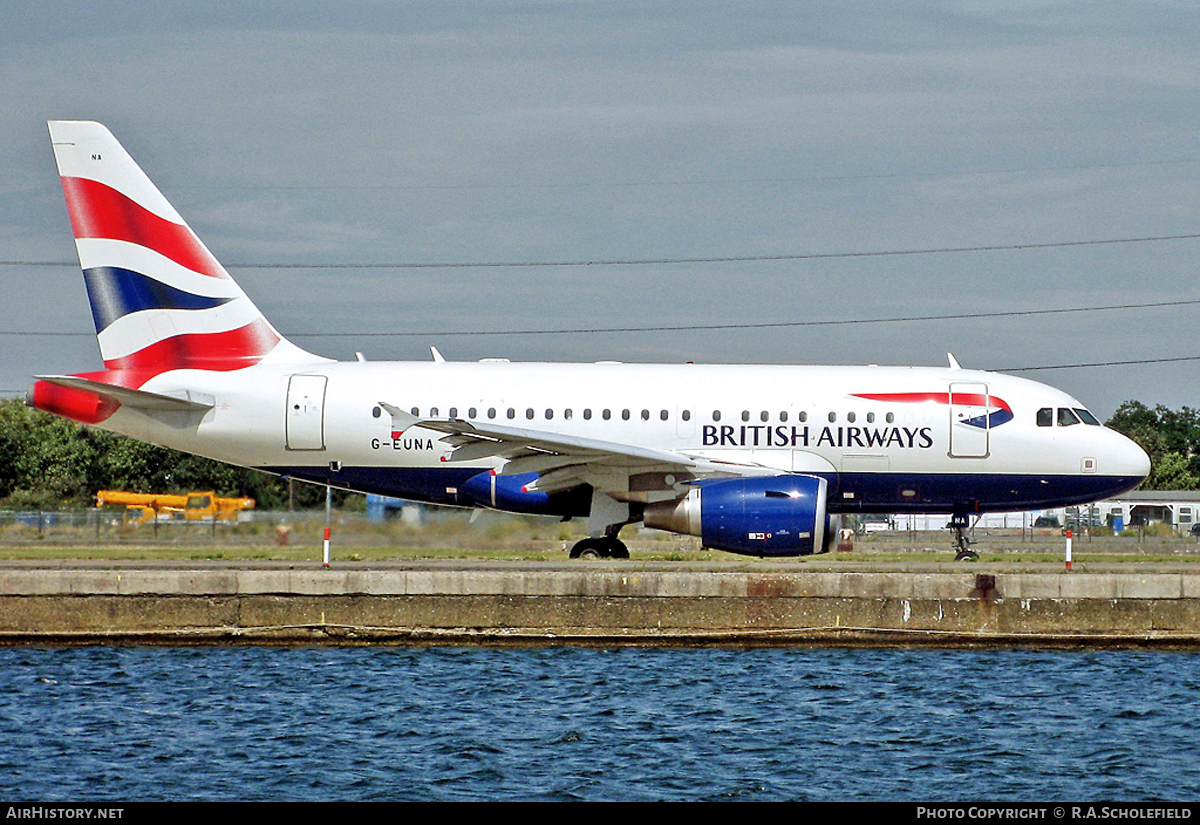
286,375,327,450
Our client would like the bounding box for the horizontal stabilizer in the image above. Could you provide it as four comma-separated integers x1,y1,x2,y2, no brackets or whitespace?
33,375,214,412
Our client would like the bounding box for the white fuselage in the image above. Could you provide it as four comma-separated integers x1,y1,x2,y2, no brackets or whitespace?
96,359,1149,517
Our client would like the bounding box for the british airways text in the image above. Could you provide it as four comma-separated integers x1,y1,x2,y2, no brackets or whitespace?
701,425,934,449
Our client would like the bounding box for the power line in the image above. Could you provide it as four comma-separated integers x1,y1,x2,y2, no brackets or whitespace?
4,231,1200,271
1,355,1196,380
253,232,1200,269
1001,355,1200,372
283,298,1200,338
3,296,1198,339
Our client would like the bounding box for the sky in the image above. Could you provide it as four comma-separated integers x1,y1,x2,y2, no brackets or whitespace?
3,1,1200,418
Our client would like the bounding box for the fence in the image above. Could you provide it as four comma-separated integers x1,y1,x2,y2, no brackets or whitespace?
0,508,341,545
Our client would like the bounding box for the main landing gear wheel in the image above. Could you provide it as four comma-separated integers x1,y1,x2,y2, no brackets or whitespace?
569,537,629,559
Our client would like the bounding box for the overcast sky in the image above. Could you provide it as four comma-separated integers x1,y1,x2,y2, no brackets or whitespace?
3,1,1200,417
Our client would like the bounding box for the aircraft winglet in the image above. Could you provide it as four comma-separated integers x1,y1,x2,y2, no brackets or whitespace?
378,401,418,438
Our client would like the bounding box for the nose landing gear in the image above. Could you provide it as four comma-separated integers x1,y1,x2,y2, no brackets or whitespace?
949,513,979,561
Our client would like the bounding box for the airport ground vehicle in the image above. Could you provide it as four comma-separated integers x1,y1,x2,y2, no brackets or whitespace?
95,490,254,524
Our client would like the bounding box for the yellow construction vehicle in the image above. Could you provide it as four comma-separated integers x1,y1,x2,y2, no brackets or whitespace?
96,490,255,525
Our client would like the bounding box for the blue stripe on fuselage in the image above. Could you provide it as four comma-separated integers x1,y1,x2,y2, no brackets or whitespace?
960,409,1015,429
259,465,1140,517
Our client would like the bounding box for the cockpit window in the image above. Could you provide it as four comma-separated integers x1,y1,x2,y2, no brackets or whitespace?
1057,407,1081,427
1037,408,1053,427
1074,408,1101,425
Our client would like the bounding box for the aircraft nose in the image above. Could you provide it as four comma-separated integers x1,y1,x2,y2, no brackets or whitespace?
1110,429,1151,481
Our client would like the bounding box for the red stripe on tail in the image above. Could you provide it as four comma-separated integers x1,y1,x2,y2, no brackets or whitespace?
60,176,226,279
102,319,280,373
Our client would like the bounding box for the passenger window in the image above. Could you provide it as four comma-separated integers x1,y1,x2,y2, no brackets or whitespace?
741,411,750,422
1037,408,1053,427
828,412,837,423
564,409,573,420
682,410,691,421
798,411,807,422
583,409,592,420
487,408,496,419
780,411,788,423
866,412,875,423
641,409,650,421
847,412,856,423
602,409,611,420
448,407,457,418
660,410,669,421
545,409,553,420
712,410,721,422
1057,408,1080,427
622,409,631,421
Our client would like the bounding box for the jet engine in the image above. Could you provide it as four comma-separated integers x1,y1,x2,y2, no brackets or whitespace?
458,470,590,517
643,474,839,556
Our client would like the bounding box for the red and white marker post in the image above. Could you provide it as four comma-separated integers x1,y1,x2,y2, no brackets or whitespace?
1065,529,1072,571
323,485,332,568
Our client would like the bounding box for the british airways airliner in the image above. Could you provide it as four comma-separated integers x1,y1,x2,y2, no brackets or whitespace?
28,121,1150,560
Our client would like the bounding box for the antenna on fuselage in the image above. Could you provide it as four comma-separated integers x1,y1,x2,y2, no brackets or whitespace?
947,352,962,370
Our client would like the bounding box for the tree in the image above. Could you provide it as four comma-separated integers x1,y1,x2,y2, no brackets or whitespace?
1106,401,1200,490
0,397,338,508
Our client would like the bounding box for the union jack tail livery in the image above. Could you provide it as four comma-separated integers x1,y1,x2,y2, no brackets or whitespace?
31,121,318,423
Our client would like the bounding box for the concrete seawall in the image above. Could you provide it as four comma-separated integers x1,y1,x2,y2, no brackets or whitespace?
2,563,1200,646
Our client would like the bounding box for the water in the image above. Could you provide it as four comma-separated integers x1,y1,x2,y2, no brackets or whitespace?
0,646,1196,801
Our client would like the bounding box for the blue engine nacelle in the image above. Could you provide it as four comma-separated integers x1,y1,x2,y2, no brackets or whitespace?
643,474,839,556
458,470,591,518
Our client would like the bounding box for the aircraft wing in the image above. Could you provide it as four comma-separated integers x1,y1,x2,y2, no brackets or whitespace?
379,402,776,495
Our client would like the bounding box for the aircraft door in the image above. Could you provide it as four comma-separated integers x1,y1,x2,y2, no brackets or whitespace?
948,382,989,458
286,375,327,451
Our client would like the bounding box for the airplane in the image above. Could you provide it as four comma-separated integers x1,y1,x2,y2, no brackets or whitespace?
27,121,1151,561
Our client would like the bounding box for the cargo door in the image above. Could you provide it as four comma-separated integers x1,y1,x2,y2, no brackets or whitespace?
948,382,989,458
286,375,327,451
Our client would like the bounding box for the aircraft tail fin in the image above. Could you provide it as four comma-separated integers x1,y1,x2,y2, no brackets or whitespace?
47,120,316,379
